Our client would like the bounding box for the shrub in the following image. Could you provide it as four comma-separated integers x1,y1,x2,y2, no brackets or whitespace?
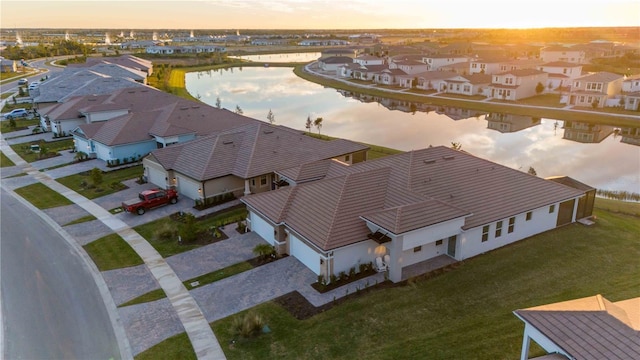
253,243,275,260
349,267,356,278
330,274,337,284
231,312,265,339
339,271,347,282
179,213,198,243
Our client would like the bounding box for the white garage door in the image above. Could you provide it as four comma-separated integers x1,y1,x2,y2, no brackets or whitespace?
176,175,200,200
290,235,320,275
147,166,167,189
250,211,275,246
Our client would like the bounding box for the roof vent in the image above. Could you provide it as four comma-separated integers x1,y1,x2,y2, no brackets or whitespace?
192,106,200,109
223,140,233,145
180,107,189,110
423,159,436,164
263,130,274,134
443,155,455,160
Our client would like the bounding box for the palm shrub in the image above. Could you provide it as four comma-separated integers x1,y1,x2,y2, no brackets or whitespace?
253,243,275,260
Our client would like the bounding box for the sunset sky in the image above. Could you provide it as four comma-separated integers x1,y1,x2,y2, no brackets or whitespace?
1,0,639,29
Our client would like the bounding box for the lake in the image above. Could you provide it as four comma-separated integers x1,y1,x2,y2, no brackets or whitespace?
185,66,640,193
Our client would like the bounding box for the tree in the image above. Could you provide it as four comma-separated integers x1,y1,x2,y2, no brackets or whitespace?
535,82,545,95
305,115,312,133
215,96,221,109
235,105,243,114
266,109,275,124
591,98,599,109
451,142,462,150
528,166,537,176
314,117,323,135
90,167,103,187
179,213,198,243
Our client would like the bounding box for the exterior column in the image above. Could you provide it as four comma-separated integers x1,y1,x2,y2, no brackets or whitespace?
244,179,251,196
520,331,531,360
572,197,579,222
388,237,403,283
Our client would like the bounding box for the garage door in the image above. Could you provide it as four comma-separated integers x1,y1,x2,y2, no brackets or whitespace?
290,235,320,275
250,212,275,246
147,166,167,188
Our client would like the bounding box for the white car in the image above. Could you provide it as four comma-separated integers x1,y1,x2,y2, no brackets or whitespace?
28,82,40,90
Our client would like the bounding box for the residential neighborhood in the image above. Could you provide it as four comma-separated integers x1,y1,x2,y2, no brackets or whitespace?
1,20,639,360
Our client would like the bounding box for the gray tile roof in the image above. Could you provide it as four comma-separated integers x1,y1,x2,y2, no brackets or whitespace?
515,295,640,360
78,111,159,146
34,70,146,103
243,146,586,250
497,68,546,77
575,71,623,83
149,122,369,181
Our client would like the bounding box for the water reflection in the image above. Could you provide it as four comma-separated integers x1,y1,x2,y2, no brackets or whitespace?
185,66,640,192
228,52,321,63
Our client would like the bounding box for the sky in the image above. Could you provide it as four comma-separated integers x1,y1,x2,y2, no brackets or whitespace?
1,0,639,30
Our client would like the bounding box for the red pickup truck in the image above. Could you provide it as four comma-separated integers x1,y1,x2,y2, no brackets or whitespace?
122,188,179,215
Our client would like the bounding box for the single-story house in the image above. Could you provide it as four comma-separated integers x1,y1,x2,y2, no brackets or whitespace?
443,73,492,96
143,122,369,202
71,92,258,162
242,146,592,283
513,294,640,360
319,56,353,72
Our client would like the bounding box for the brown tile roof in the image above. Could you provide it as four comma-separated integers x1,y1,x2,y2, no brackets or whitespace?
497,69,546,77
277,159,351,183
149,122,369,181
546,176,596,192
515,295,640,360
77,110,159,146
244,146,586,250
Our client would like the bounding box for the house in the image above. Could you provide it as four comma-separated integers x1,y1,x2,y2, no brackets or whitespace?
537,61,583,90
540,46,586,63
562,121,615,143
622,92,640,111
396,71,458,90
622,74,640,93
435,106,487,121
318,56,353,72
488,69,548,101
350,64,388,81
619,126,640,146
142,122,369,202
513,294,640,360
353,55,385,66
373,68,407,86
422,54,469,71
0,57,17,73
567,72,623,108
72,94,258,162
443,73,492,96
320,48,360,59
242,146,591,283
486,113,541,133
389,59,430,75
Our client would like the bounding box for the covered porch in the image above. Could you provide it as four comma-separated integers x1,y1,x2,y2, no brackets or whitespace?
401,254,458,281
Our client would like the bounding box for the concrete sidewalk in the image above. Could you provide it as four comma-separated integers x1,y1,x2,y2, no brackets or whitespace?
1,136,227,360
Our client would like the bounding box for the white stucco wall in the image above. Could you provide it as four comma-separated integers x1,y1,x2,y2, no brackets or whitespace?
458,205,559,260
332,239,379,275
402,218,466,251
400,239,445,267
144,159,168,189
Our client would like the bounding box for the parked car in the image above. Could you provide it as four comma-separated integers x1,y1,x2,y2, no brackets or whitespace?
3,108,29,120
121,188,179,215
28,82,39,91
18,78,28,85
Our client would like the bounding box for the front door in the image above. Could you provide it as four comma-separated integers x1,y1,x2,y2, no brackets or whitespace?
447,235,457,258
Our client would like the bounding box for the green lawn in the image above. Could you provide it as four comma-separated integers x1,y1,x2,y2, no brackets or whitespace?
62,214,97,226
594,197,640,217
133,206,248,258
0,151,15,167
201,209,640,360
56,165,143,199
0,118,40,133
14,183,73,209
10,139,74,163
120,289,167,307
83,233,144,271
135,332,196,360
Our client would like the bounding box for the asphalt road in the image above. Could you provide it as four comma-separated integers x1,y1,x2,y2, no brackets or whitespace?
1,188,121,360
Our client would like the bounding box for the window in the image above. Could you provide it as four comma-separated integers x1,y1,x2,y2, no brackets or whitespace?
526,212,532,221
436,240,443,246
345,154,350,162
508,217,515,233
549,205,555,213
413,246,422,253
251,179,256,186
260,175,267,187
495,221,503,238
482,225,490,242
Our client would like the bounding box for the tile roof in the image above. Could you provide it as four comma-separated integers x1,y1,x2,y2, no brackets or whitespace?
149,122,369,181
515,295,640,360
497,68,546,77
77,110,159,146
461,73,492,84
34,70,147,103
575,71,623,83
243,146,585,250
541,61,582,67
321,56,354,64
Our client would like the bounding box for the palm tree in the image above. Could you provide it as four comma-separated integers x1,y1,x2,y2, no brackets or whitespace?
235,105,243,114
305,115,312,133
267,109,275,124
314,117,323,135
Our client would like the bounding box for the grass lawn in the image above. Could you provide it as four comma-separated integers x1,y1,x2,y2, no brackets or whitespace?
120,289,167,307
0,118,40,133
10,139,74,163
62,214,97,226
202,209,640,360
14,183,73,209
135,332,196,360
594,197,640,217
56,165,143,199
83,233,144,271
0,151,15,167
133,206,247,258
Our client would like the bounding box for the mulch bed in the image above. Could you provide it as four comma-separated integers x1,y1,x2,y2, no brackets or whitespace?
310,268,377,293
247,254,288,267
